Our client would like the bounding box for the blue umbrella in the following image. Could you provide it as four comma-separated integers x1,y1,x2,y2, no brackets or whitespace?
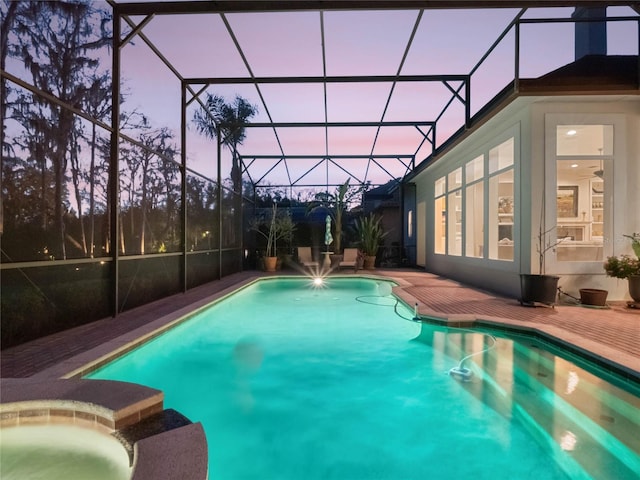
324,215,333,247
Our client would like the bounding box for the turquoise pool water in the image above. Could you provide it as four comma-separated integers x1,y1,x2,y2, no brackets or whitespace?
87,277,640,480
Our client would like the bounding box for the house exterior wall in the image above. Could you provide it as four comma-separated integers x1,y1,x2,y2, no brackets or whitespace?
537,99,640,300
410,95,639,301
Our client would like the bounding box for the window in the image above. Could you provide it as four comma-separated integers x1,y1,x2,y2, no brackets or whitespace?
556,125,613,156
447,168,462,256
488,139,514,260
434,177,446,254
465,155,484,258
489,137,515,172
555,125,611,262
433,135,516,261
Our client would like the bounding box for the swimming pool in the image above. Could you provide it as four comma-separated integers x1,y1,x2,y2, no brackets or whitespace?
87,277,640,479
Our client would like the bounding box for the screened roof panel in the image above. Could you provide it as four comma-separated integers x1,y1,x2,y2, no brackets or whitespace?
108,1,638,187
384,82,457,122
325,83,393,122
270,127,327,156
358,157,410,185
326,158,368,184
120,39,182,131
323,10,418,76
519,21,575,78
281,157,328,186
244,157,291,185
198,83,272,123
226,12,324,77
141,14,250,78
235,127,284,156
372,126,427,156
326,127,380,156
400,9,520,75
259,84,326,123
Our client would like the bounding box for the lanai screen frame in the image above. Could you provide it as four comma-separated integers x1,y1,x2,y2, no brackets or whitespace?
106,0,639,316
1,1,631,324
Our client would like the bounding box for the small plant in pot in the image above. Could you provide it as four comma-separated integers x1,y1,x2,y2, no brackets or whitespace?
354,213,387,270
603,233,640,303
249,204,295,272
520,224,565,307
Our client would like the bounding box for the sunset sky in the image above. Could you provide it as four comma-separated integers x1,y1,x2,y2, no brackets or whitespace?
111,3,637,186
5,2,638,187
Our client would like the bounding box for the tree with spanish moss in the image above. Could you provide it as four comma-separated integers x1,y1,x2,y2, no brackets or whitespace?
6,0,111,259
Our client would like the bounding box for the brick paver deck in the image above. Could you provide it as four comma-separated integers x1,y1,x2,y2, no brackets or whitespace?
1,269,638,379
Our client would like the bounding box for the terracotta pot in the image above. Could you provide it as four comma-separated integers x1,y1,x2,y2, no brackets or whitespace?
263,256,278,272
628,275,640,303
579,288,608,306
363,255,376,270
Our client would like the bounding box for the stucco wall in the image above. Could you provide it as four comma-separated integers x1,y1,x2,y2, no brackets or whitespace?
411,95,639,301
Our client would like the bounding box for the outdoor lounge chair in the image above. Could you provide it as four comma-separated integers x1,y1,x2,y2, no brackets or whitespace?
297,247,319,267
339,248,359,270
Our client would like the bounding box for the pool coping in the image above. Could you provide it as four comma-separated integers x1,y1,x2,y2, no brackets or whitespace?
32,275,266,380
387,275,640,384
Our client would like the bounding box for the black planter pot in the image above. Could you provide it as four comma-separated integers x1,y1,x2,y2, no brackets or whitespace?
520,274,559,307
628,275,640,303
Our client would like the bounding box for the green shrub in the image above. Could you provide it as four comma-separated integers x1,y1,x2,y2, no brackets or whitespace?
603,255,640,279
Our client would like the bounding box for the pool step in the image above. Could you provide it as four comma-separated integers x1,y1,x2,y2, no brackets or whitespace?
471,357,640,479
113,408,193,462
512,340,640,439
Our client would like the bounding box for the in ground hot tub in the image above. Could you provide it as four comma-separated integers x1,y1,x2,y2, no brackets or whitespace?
1,423,131,480
0,378,208,480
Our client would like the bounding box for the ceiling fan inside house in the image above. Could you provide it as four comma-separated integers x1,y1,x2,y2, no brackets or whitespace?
578,160,604,179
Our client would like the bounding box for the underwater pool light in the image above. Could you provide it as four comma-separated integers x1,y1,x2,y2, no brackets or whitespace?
313,277,323,286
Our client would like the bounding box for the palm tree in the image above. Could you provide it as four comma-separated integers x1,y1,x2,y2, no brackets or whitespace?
193,94,257,245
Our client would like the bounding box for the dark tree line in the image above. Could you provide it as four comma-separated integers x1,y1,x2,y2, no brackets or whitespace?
2,0,323,266
2,0,112,260
1,1,238,262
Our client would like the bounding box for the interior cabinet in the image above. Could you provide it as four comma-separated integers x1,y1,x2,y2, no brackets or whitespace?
590,179,603,239
497,184,514,242
496,182,514,260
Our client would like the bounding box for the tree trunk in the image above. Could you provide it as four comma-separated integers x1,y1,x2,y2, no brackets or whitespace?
53,150,66,260
231,151,242,248
119,213,126,254
89,123,96,257
70,133,87,255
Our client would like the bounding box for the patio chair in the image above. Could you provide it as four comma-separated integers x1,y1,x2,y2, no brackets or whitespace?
297,247,319,267
339,248,359,270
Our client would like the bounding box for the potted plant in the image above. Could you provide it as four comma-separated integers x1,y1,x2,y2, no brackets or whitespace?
249,204,295,272
354,213,387,270
604,233,640,303
308,178,367,267
277,211,296,269
520,223,565,307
